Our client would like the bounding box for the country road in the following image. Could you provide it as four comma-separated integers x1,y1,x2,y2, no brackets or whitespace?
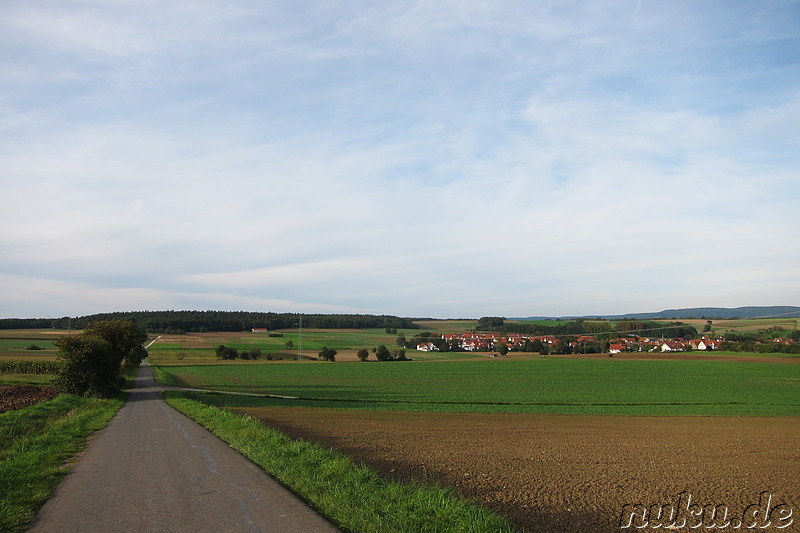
29,365,339,533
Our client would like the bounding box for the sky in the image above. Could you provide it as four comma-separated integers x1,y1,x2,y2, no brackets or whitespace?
1,1,799,319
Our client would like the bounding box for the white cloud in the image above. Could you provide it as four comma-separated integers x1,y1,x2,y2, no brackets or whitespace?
1,0,798,318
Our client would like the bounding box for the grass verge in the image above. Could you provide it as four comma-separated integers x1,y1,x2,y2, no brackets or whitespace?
163,390,515,533
0,393,124,533
150,364,178,386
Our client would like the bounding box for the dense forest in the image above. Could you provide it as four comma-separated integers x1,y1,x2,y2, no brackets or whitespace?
0,311,418,333
475,317,699,340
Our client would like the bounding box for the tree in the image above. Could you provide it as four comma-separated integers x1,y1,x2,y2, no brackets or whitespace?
477,317,505,330
285,340,294,350
391,348,407,361
496,342,509,356
375,344,391,361
396,334,406,347
84,320,148,368
215,344,239,360
54,334,120,397
318,346,337,361
54,319,147,398
357,348,369,361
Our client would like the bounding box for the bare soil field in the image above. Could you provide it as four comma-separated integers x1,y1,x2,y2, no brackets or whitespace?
237,407,800,532
0,384,59,413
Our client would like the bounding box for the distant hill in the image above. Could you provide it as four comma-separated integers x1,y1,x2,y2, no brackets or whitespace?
515,306,800,321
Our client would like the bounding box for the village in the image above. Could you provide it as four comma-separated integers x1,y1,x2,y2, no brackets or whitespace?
416,331,728,354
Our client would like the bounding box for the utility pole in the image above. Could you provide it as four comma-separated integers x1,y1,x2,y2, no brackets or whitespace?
297,314,303,361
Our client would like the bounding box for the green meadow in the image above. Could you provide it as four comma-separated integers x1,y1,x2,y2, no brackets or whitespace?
153,358,800,416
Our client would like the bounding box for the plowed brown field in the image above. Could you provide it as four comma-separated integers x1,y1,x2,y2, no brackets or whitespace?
237,407,800,532
0,384,59,413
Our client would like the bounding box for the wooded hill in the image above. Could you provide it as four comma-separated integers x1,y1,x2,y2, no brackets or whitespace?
477,317,698,339
0,311,418,333
516,306,800,321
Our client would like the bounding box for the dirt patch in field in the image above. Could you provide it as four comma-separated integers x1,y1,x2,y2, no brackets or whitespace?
237,407,800,532
0,384,59,413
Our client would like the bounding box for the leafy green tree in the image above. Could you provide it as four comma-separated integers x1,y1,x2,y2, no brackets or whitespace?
477,317,505,330
496,342,509,356
84,320,148,367
54,334,120,397
53,319,146,398
555,337,576,355
285,340,294,350
215,344,239,360
396,334,406,346
357,348,369,361
375,344,391,361
318,346,337,361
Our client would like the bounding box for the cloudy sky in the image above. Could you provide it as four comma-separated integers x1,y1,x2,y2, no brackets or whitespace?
1,1,798,319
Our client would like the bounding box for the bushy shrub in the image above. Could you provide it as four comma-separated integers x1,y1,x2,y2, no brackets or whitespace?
53,320,147,398
54,334,122,397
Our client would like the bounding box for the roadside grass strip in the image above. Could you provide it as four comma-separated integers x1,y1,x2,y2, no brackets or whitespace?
163,391,515,533
150,364,178,386
0,394,124,533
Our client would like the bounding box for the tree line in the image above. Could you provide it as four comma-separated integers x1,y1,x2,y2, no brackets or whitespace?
476,317,698,339
0,311,418,333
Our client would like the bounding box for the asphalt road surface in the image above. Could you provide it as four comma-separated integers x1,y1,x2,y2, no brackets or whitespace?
29,366,339,533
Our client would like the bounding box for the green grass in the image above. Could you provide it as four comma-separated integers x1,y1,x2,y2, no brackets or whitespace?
163,391,514,533
0,373,54,386
0,339,57,350
153,358,800,416
147,327,442,363
0,394,124,533
149,329,412,363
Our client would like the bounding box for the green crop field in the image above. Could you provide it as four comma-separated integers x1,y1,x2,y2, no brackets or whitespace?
0,339,57,350
153,358,800,416
146,327,466,364
0,330,67,362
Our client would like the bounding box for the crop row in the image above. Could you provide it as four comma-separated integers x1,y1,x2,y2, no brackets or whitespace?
0,360,61,374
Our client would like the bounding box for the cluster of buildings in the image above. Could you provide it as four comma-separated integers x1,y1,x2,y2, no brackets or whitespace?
608,337,722,354
416,332,728,353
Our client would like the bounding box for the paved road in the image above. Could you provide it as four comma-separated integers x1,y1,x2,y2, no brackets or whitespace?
29,366,338,533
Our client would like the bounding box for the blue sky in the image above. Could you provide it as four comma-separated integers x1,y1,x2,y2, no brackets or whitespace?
1,0,798,319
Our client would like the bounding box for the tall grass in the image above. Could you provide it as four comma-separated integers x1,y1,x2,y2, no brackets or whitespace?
164,392,515,533
0,394,124,532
